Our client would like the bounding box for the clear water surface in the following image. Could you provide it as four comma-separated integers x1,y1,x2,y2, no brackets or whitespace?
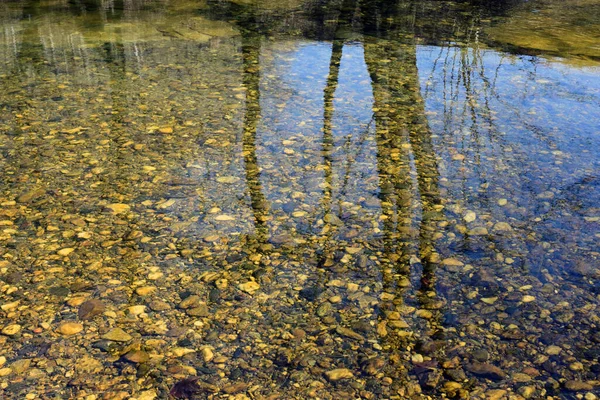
0,0,599,399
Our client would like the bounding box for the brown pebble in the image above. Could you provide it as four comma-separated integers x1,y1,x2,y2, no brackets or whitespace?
78,299,106,320
123,350,149,363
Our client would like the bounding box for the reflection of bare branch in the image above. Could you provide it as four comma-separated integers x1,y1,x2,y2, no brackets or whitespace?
321,39,343,219
241,32,269,242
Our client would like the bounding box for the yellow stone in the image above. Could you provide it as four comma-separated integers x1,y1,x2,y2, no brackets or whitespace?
106,203,130,214
215,214,235,221
1,324,22,336
442,258,464,267
325,368,354,381
57,322,83,335
238,281,260,294
57,248,75,256
135,286,156,296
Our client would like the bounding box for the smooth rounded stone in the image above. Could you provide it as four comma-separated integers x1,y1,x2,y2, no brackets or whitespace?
102,328,132,342
149,300,171,311
466,362,507,381
186,305,209,317
159,126,173,134
513,372,532,383
147,272,163,280
570,361,584,371
471,349,489,362
136,286,157,296
545,345,562,355
57,248,75,256
564,380,593,391
17,188,45,203
323,213,343,225
445,368,467,382
493,222,512,232
388,319,409,329
172,347,195,357
442,381,462,395
336,326,365,341
522,295,536,303
415,309,433,319
411,354,424,363
325,368,354,381
49,286,71,297
329,295,342,304
468,227,488,235
11,359,31,374
497,198,508,206
463,211,477,223
78,299,106,320
347,283,359,292
216,176,240,184
317,302,332,317
201,347,214,362
203,235,220,243
66,296,88,307
585,393,598,400
57,322,83,335
178,295,201,309
518,386,536,398
2,272,23,284
0,367,11,377
299,286,324,301
215,214,235,221
0,356,5,366
223,382,249,394
128,305,146,316
123,350,149,363
486,389,508,400
537,191,554,199
106,203,130,214
137,390,157,400
441,257,464,267
1,324,22,336
238,281,260,294
481,297,497,305
92,340,120,353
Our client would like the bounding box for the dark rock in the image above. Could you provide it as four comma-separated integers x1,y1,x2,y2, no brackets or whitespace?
208,288,220,302
500,330,525,340
471,349,489,362
92,340,120,353
186,305,209,317
2,272,23,284
78,299,106,320
445,368,467,382
49,286,70,297
226,253,243,263
299,286,323,301
165,327,188,337
362,358,385,376
470,269,500,295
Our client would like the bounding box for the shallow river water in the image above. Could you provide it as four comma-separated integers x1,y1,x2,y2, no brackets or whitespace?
0,0,599,399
